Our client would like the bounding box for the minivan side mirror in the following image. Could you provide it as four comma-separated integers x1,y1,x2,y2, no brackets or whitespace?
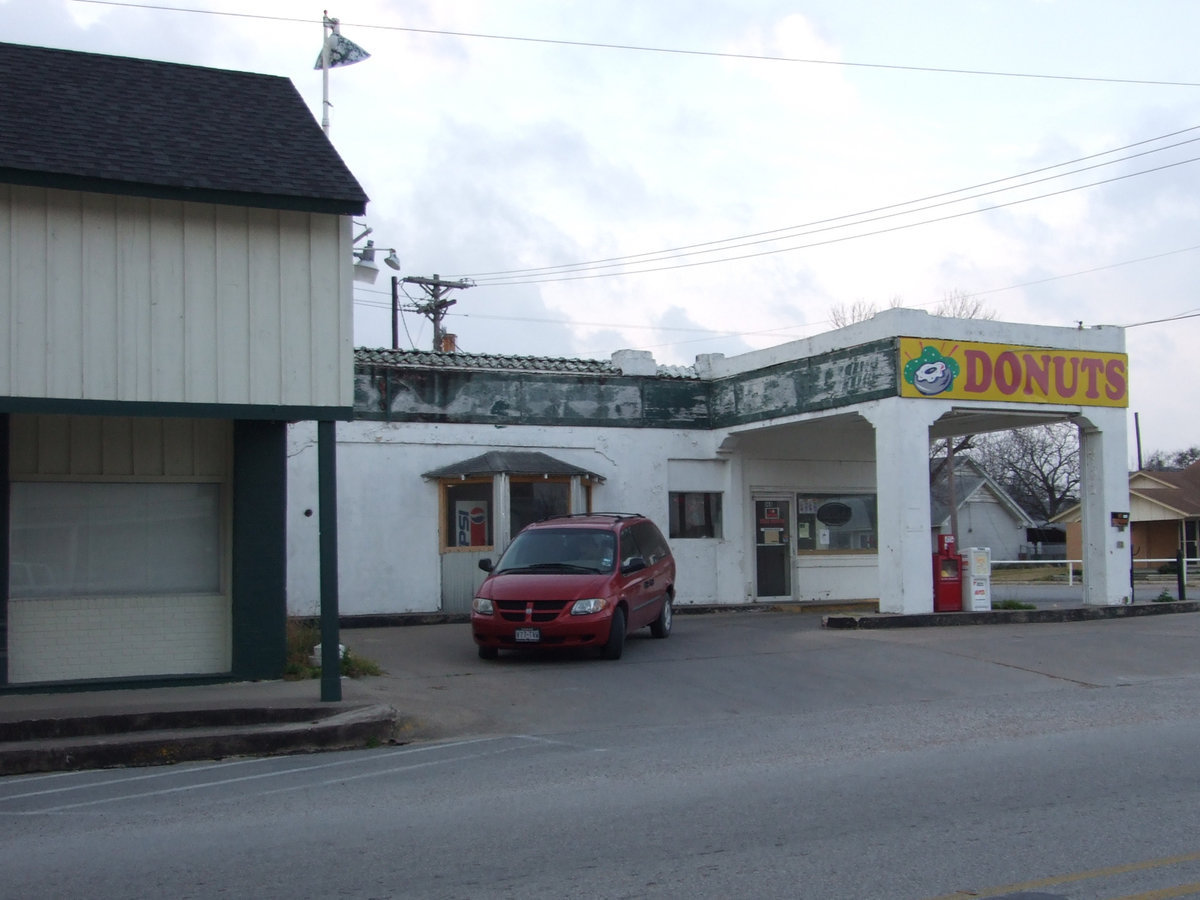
621,556,646,575
478,559,494,573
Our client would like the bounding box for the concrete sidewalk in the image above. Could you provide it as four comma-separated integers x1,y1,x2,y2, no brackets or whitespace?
2,599,1197,776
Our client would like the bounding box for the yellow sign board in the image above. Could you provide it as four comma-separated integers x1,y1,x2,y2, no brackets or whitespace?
899,337,1128,407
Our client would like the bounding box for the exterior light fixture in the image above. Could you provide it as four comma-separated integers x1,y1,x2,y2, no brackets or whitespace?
353,240,401,284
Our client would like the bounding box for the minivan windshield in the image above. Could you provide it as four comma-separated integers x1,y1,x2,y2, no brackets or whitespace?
494,528,616,575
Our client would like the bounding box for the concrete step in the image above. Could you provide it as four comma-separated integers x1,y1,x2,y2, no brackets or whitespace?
0,704,400,776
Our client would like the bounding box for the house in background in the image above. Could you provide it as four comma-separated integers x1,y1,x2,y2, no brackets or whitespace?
1,42,367,688
930,456,1035,561
1057,462,1200,570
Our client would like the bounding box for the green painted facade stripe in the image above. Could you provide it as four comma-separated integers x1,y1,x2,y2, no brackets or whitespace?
355,338,900,429
231,420,288,681
0,414,8,685
0,397,353,422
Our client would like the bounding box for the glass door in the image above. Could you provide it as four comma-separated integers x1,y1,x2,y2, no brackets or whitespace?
754,497,791,598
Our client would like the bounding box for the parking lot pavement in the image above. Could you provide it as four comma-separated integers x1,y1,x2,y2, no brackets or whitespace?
4,602,1199,773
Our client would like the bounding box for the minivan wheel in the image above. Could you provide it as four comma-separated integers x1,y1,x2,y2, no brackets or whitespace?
651,596,673,639
478,644,498,660
601,608,626,660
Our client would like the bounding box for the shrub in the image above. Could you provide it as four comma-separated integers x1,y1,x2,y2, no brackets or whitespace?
992,599,1037,610
284,617,382,680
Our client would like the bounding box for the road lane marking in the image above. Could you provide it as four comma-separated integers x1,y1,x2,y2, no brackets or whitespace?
0,736,565,813
928,848,1200,899
1107,884,1200,900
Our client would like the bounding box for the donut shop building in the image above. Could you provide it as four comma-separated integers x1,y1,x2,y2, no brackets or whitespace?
286,308,1131,618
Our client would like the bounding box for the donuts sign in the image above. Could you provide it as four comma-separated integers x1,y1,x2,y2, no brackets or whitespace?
899,337,1128,407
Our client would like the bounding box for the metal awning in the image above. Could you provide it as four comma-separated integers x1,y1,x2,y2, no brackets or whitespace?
422,450,604,482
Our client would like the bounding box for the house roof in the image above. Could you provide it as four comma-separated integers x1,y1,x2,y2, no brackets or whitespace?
356,347,699,379
1129,462,1200,518
0,42,368,215
929,456,1035,528
1052,460,1200,523
423,451,604,482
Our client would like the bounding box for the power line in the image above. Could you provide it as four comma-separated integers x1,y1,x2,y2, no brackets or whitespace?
463,154,1200,285
353,243,1200,341
69,0,1200,88
464,127,1200,281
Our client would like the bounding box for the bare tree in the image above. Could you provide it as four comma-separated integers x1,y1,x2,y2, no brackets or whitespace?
934,288,995,320
829,295,904,329
829,299,879,329
970,423,1080,522
1143,447,1200,470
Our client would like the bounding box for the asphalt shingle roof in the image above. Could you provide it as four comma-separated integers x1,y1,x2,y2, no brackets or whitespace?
423,451,604,482
0,42,368,214
1132,462,1200,517
355,347,698,379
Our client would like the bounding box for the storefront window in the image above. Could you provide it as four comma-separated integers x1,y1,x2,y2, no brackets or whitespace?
669,492,723,539
443,480,493,549
796,493,877,552
510,479,571,534
9,482,221,598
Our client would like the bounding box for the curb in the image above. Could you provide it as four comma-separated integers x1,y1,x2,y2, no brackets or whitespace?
0,704,401,776
823,600,1200,629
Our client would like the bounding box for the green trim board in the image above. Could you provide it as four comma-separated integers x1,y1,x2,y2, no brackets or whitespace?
709,338,898,427
0,396,354,422
0,168,368,216
354,338,898,429
356,367,711,428
230,420,288,681
0,414,8,684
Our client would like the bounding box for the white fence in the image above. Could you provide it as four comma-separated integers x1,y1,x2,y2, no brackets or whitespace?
992,557,1198,586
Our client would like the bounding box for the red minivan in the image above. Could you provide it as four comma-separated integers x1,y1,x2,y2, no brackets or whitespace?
471,513,675,660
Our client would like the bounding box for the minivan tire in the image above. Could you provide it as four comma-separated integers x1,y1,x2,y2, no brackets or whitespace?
601,608,626,660
651,596,673,639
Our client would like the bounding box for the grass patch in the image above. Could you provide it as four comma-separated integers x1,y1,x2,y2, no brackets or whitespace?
1153,590,1177,603
284,618,383,680
991,599,1037,610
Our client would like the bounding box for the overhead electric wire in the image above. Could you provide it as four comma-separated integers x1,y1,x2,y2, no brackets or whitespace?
463,126,1200,279
70,0,1200,88
462,153,1200,285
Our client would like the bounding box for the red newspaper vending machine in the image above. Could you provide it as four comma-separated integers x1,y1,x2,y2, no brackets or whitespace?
932,534,963,612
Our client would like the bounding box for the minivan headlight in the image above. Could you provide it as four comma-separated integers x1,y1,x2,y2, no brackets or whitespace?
472,597,494,615
570,598,608,616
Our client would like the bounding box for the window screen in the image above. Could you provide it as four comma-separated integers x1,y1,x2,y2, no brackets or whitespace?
9,482,221,598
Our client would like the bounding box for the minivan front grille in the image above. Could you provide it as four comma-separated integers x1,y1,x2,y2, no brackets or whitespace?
494,599,571,623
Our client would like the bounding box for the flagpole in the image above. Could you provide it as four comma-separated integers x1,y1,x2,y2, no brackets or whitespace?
314,11,369,138
321,12,331,135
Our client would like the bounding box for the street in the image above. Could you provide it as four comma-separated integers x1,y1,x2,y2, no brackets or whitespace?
3,611,1200,899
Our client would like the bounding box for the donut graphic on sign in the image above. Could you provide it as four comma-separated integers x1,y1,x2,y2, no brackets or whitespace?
904,344,960,396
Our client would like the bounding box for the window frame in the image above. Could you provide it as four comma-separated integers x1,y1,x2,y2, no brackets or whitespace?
795,491,878,554
668,491,723,540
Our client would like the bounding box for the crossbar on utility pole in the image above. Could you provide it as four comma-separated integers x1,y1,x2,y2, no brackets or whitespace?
401,274,474,351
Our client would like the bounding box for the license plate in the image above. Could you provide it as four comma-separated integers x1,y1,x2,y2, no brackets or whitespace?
514,627,540,643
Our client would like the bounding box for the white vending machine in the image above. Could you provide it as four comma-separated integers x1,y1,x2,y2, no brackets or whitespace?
963,547,992,611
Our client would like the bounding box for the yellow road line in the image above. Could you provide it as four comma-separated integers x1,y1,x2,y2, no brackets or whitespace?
926,848,1200,899
1108,882,1200,900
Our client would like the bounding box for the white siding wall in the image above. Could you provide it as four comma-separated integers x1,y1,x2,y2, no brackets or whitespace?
954,491,1027,560
0,186,352,410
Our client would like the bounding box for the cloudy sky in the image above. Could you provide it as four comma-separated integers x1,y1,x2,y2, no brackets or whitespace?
6,0,1200,461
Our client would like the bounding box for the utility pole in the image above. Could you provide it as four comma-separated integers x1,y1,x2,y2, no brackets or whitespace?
400,274,474,351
